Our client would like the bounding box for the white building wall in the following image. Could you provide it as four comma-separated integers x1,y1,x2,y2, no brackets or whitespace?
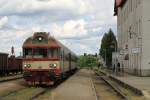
116,0,150,76
140,0,150,75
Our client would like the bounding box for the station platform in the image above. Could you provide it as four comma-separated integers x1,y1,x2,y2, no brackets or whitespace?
49,69,96,100
100,69,150,99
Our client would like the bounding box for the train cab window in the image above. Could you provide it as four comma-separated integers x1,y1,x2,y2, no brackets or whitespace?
33,48,47,58
24,48,32,58
48,48,60,58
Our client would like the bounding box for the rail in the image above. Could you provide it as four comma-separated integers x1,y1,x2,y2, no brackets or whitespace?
95,71,129,100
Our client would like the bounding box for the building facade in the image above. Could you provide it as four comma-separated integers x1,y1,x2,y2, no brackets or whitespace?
114,0,150,76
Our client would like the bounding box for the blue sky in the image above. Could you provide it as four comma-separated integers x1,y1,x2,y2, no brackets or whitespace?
0,0,117,56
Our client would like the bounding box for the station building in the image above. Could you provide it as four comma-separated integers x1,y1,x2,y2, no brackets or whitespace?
114,0,150,76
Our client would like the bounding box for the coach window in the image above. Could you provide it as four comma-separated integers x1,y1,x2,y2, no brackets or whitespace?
33,48,47,58
24,48,32,58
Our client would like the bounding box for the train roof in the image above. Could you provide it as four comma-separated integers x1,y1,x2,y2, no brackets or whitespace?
23,32,77,56
0,52,8,55
55,39,77,56
23,32,60,48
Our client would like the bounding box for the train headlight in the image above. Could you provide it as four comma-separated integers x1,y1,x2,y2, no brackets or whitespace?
53,64,57,68
38,37,42,41
24,64,31,68
24,64,27,67
49,64,57,68
53,64,57,67
27,64,31,68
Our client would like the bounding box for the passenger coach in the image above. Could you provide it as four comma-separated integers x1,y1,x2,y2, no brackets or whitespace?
22,32,77,85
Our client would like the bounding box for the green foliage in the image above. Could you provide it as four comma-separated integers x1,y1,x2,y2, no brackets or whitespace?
100,29,117,67
77,55,98,68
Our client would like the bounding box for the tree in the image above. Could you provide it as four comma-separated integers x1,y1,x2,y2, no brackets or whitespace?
77,55,98,68
100,29,117,68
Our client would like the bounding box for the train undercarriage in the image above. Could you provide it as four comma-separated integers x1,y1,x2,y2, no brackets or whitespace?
23,68,77,86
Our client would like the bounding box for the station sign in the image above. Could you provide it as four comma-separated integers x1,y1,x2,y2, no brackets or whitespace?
132,48,141,53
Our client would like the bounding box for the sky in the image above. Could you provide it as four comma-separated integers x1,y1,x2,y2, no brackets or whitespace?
0,0,117,56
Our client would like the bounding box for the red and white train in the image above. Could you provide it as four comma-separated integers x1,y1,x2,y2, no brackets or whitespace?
22,32,77,85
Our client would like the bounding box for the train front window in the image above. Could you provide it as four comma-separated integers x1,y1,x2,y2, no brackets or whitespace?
33,48,47,58
24,48,32,58
48,48,60,58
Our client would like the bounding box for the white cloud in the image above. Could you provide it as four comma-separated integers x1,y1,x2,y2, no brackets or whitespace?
0,0,93,17
92,27,102,32
0,0,117,55
0,16,8,28
51,19,87,38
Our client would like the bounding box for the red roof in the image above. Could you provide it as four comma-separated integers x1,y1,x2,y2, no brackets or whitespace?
114,0,127,16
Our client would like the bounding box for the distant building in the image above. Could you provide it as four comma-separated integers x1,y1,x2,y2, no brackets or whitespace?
114,0,150,76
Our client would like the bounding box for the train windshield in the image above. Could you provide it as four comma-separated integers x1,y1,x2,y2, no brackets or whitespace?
48,48,60,58
33,48,47,58
24,48,32,58
23,48,60,58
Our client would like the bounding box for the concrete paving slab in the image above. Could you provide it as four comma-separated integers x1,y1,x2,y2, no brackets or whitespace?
113,75,150,91
50,69,96,100
110,73,150,99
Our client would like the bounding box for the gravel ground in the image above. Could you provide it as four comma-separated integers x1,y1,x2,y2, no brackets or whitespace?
0,74,22,82
2,87,45,100
0,79,27,97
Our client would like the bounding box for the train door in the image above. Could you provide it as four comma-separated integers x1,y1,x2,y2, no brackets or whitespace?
68,53,71,71
60,49,66,78
60,49,64,72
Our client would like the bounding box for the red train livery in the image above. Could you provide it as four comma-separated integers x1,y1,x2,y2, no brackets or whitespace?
23,32,77,85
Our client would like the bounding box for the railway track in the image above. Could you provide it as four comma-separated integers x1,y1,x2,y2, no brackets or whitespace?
0,77,68,100
30,88,50,100
92,74,127,100
0,75,23,83
0,86,49,100
94,71,145,100
0,82,60,100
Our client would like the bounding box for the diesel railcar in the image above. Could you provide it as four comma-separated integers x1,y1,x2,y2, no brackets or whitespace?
23,32,77,85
